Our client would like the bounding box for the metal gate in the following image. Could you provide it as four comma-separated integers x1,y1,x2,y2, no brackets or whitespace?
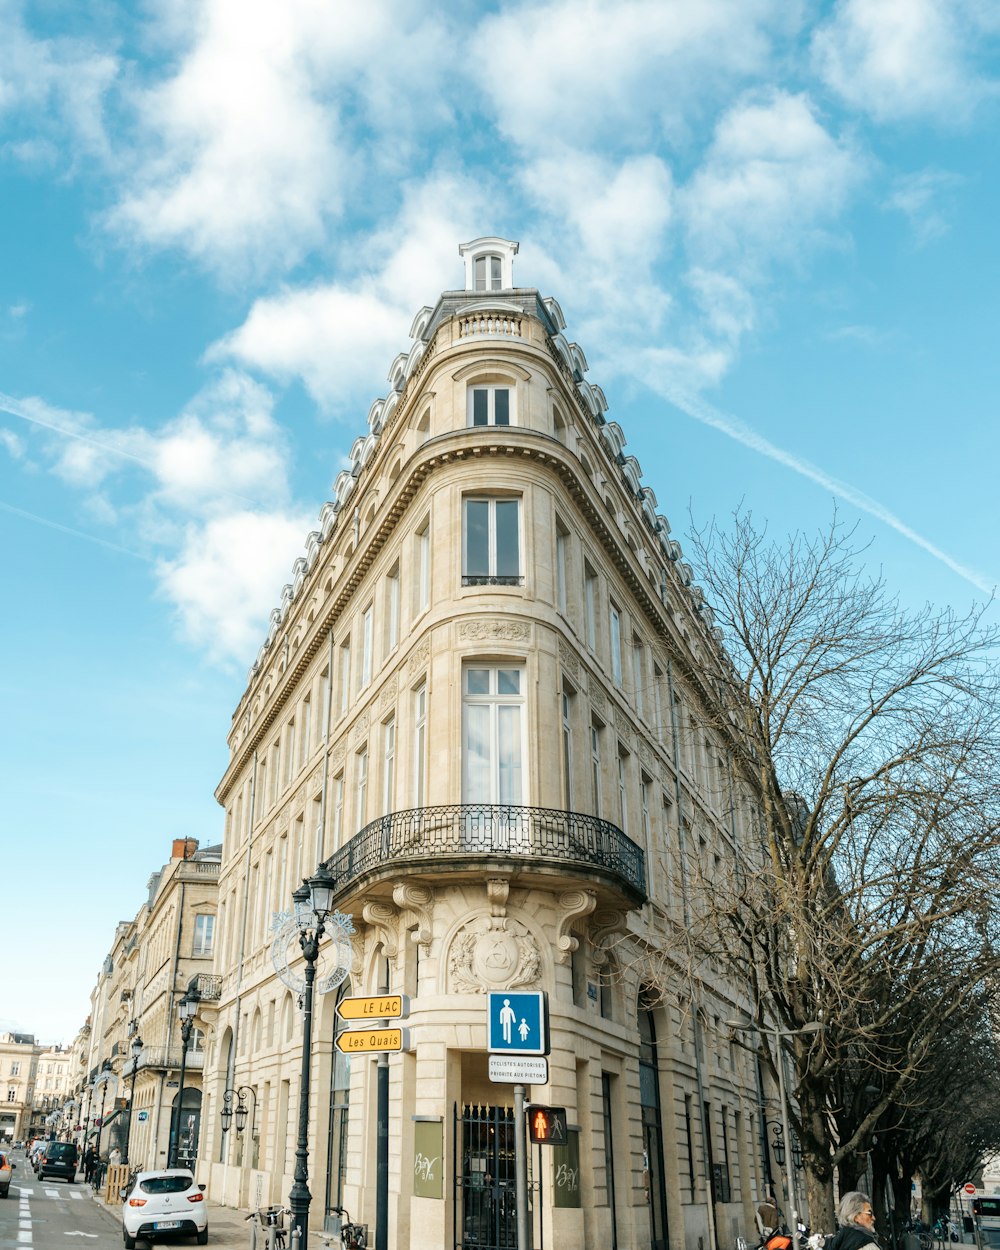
454,1103,524,1250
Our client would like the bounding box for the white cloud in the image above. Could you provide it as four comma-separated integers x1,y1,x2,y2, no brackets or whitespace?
3,372,310,663
476,0,788,152
680,90,864,276
812,0,1000,125
107,0,457,275
1,427,25,458
0,0,117,167
883,168,963,246
210,171,494,411
157,510,313,662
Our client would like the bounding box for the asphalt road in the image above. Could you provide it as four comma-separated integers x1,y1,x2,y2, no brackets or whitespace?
1,1150,120,1250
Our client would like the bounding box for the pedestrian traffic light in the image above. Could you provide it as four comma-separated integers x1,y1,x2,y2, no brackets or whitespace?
527,1105,567,1145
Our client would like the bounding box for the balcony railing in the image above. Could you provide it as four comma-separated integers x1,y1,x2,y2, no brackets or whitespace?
139,1047,205,1072
322,803,646,901
461,574,525,586
191,974,222,1001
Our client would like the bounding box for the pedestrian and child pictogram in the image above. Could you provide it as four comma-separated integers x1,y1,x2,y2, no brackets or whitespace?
487,991,549,1056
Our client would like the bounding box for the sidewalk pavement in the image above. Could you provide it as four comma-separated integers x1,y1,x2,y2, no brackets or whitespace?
88,1178,250,1250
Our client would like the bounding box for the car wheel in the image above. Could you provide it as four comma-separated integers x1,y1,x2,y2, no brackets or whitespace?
123,1230,136,1249
197,1229,208,1245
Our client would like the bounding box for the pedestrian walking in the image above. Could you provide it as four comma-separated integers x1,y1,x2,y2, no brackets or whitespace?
826,1192,880,1250
83,1146,96,1183
109,1146,122,1166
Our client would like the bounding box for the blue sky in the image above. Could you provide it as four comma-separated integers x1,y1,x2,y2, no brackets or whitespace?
2,0,999,1046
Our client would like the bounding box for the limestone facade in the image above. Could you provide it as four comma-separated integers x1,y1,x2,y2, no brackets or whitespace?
203,239,772,1250
75,838,220,1168
1,1032,42,1142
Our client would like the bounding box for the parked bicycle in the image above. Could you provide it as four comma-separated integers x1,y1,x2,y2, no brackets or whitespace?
330,1206,367,1250
245,1205,288,1250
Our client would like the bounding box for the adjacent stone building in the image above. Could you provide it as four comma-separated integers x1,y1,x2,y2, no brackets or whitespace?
1,1032,41,1142
75,838,220,1169
201,240,774,1250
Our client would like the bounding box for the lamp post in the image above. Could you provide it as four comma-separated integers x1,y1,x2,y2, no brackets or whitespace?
169,991,200,1168
287,868,337,1250
220,1086,258,1138
727,1020,824,1250
93,1061,114,1159
81,1082,95,1155
123,1036,143,1166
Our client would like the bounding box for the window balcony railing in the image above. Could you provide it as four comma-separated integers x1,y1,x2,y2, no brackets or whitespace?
322,803,646,902
138,1047,205,1072
461,574,525,587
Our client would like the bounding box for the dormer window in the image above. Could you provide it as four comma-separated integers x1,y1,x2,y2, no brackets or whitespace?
459,237,519,292
475,255,502,292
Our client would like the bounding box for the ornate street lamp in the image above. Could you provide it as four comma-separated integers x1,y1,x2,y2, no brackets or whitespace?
168,991,200,1168
220,1086,257,1137
123,1036,143,1165
278,870,352,1250
727,1019,824,1250
93,1061,115,1158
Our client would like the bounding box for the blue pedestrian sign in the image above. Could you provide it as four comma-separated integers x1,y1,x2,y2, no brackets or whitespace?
488,991,548,1056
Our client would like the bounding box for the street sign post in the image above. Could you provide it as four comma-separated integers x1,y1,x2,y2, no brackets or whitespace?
487,991,548,1055
336,994,409,1022
335,1028,408,1054
488,1055,549,1084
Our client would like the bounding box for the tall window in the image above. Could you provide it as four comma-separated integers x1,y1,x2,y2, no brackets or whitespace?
416,520,430,612
561,686,573,808
584,563,598,649
361,605,373,689
462,667,525,803
610,604,623,687
617,747,630,835
331,774,344,848
386,564,400,652
474,253,502,291
463,497,521,585
300,695,312,766
355,747,368,826
339,639,351,715
413,683,427,808
555,523,568,614
653,663,664,737
382,717,395,814
591,719,603,815
285,719,296,785
193,913,215,957
468,385,511,426
632,636,644,715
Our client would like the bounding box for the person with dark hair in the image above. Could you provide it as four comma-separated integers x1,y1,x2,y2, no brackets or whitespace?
826,1192,880,1250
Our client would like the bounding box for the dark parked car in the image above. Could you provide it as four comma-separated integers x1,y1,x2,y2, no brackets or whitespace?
38,1142,78,1184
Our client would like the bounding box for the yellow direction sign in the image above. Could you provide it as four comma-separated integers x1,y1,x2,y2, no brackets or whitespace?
335,1027,408,1054
336,994,410,1022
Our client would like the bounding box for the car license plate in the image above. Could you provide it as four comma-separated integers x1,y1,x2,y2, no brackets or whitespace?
154,1221,180,1230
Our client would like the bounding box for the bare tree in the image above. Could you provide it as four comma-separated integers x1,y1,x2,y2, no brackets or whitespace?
637,512,1000,1229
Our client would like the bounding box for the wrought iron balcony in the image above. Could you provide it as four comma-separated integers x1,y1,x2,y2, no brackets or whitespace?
461,574,525,586
138,1047,205,1072
322,803,646,903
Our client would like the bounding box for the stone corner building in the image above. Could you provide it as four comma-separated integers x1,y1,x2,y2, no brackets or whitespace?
202,239,771,1250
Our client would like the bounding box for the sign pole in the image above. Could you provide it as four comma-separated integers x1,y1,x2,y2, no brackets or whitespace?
515,1084,529,1250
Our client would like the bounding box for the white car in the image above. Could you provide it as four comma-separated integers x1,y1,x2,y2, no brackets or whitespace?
122,1169,208,1247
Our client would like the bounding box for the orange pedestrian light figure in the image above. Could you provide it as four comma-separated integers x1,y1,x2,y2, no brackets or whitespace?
527,1106,567,1145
